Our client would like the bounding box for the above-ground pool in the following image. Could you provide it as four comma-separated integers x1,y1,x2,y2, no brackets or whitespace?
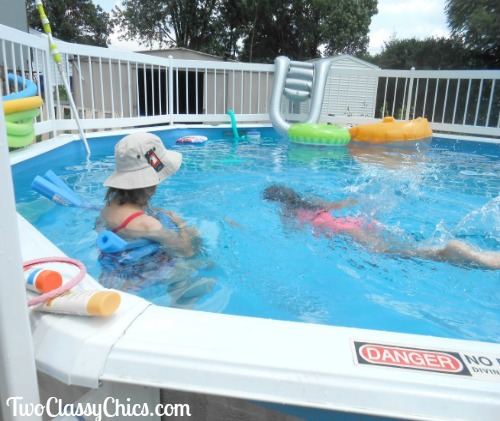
13,127,500,344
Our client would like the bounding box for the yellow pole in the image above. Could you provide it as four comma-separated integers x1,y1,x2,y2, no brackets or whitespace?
35,0,61,64
35,0,90,156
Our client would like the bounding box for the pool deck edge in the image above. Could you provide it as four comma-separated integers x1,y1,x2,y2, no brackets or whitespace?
18,214,500,420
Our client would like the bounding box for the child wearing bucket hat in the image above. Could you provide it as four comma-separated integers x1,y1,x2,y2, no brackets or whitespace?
100,132,200,258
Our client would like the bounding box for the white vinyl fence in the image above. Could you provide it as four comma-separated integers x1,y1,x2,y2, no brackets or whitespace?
1,24,499,141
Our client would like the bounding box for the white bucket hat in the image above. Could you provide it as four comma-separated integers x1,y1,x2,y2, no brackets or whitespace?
104,132,182,189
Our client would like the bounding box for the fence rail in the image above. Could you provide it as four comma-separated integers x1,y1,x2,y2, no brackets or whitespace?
1,24,499,141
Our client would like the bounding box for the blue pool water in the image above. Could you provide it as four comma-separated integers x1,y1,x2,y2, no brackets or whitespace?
12,127,500,343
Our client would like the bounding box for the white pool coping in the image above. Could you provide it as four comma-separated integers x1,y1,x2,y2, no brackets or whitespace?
18,214,500,420
14,129,500,420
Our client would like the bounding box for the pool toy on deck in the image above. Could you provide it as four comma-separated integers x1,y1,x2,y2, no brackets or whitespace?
3,74,44,148
270,56,349,146
349,117,433,144
176,135,208,144
23,256,87,307
25,254,120,316
24,267,63,293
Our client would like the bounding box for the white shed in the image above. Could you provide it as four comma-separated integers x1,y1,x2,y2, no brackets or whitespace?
282,54,380,122
322,54,380,119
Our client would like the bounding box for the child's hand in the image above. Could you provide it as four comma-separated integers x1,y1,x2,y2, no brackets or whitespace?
186,226,204,255
327,198,357,210
158,209,185,227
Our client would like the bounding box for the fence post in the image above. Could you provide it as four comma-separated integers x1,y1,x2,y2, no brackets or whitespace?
168,55,173,125
405,67,415,120
42,33,58,139
0,93,42,421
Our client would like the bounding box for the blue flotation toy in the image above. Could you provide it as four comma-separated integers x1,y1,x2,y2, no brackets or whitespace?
32,170,85,207
96,209,177,263
32,170,168,263
96,230,161,263
3,74,38,101
227,109,241,141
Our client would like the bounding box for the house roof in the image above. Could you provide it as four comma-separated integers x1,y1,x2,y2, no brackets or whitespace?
310,54,380,70
137,47,235,62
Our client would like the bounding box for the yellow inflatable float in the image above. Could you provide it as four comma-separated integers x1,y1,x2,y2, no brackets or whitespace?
349,117,433,144
3,95,43,115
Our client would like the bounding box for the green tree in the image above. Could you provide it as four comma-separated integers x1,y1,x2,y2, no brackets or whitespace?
26,0,111,47
238,0,305,62
239,0,377,62
445,0,499,66
113,0,377,61
372,36,474,70
217,0,255,59
321,0,378,56
112,0,225,54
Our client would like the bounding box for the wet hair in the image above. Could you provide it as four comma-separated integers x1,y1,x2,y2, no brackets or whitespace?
105,186,156,206
262,184,317,210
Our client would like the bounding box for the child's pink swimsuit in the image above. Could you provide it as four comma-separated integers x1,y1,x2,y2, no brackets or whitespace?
296,209,370,233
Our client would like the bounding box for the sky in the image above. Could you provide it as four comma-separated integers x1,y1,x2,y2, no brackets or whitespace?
368,0,449,54
94,0,450,55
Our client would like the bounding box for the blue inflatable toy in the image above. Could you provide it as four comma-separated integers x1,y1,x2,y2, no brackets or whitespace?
96,230,161,263
3,74,38,101
32,171,84,207
32,170,168,263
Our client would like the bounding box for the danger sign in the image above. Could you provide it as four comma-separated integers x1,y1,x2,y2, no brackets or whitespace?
354,342,471,376
353,341,500,382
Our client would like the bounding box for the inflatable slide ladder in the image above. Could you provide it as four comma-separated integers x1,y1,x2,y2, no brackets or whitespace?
270,56,332,136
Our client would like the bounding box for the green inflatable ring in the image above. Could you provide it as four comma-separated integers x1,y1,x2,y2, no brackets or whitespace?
6,120,34,136
7,128,35,148
288,123,351,146
5,108,40,122
5,108,39,147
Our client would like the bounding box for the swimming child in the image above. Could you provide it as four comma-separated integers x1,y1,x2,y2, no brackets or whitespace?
263,184,500,270
99,132,199,257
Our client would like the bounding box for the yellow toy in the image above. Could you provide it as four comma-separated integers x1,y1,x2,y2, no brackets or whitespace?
349,117,433,144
